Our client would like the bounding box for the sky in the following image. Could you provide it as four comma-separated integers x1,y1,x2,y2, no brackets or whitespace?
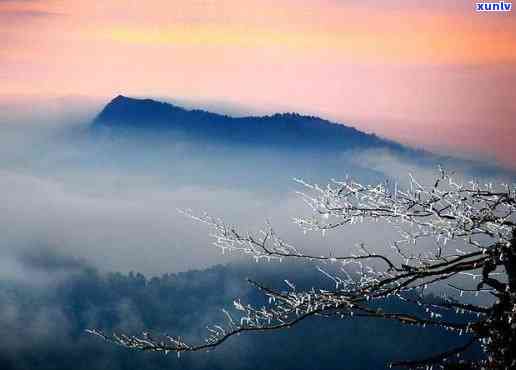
1,0,515,167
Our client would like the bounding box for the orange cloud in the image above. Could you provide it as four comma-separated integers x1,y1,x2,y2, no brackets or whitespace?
1,0,515,167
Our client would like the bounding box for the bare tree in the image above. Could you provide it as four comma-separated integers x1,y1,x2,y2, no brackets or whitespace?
88,169,516,369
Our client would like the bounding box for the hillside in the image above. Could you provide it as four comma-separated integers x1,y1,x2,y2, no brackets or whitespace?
92,95,403,152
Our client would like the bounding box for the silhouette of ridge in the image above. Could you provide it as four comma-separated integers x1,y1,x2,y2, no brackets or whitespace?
92,95,403,152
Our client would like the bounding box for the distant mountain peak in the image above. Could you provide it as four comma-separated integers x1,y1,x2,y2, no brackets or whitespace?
92,95,402,152
109,94,134,104
106,95,163,106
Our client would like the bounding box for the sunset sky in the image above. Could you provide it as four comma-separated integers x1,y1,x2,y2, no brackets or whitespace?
1,0,515,167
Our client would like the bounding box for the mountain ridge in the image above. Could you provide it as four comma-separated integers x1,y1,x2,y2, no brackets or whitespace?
92,95,404,152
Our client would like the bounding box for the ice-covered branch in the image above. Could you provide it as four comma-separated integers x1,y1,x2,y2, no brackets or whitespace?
89,169,516,369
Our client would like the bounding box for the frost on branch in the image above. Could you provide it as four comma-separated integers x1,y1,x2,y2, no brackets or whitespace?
88,169,516,369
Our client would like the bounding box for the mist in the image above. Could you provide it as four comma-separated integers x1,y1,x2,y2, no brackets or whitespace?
1,98,514,280
1,98,511,369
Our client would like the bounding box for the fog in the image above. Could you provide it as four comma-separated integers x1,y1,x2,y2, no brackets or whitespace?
0,98,513,281
0,99,510,369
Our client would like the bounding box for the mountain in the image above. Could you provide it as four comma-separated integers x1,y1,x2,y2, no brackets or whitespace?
90,95,515,183
1,257,479,370
92,95,403,152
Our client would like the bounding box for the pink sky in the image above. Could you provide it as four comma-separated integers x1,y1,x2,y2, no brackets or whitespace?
1,0,515,167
